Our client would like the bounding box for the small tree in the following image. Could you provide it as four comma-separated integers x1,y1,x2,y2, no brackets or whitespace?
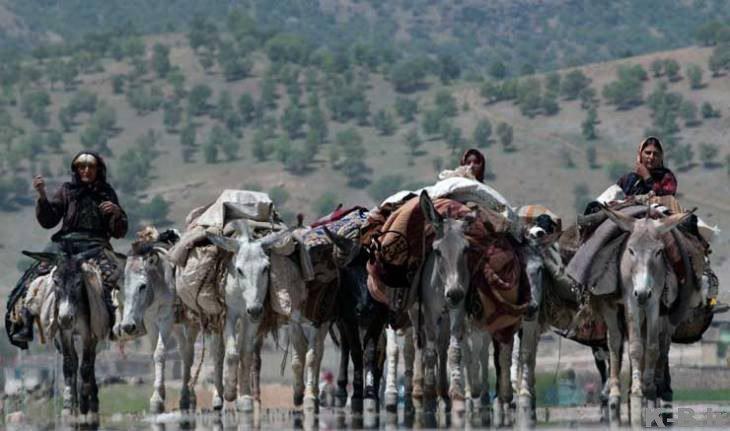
473,118,493,148
238,93,256,124
281,104,306,139
373,109,396,136
686,64,704,89
152,43,171,78
664,59,681,82
698,143,719,167
112,75,125,94
268,186,289,208
252,128,269,161
701,102,721,118
496,122,514,151
312,192,339,217
188,84,212,116
586,145,598,169
203,139,218,163
180,123,196,163
650,59,664,77
163,101,182,132
404,128,422,157
670,143,694,170
582,107,599,140
680,100,700,127
561,70,591,100
395,97,418,122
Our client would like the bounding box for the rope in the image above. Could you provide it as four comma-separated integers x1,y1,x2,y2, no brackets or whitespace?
552,336,563,388
191,324,206,387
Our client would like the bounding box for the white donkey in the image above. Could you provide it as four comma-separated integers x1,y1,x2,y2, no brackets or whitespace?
597,206,695,426
415,191,515,423
120,228,226,412
207,221,291,412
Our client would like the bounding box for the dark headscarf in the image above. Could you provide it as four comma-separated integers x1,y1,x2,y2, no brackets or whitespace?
459,148,486,182
68,151,117,203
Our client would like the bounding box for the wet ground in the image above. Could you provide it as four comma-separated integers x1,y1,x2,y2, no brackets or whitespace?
8,402,730,431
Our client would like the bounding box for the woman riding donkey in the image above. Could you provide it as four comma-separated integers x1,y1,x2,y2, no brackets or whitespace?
6,151,128,347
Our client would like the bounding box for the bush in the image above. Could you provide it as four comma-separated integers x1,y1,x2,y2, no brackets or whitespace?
699,143,719,167
312,192,339,217
606,160,631,181
686,64,703,89
368,175,404,202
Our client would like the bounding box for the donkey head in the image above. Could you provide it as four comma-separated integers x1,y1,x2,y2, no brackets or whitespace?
603,206,690,308
419,190,475,308
25,248,100,329
208,222,291,320
121,244,169,337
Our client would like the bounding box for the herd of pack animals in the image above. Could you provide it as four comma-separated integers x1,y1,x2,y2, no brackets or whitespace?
4,142,723,428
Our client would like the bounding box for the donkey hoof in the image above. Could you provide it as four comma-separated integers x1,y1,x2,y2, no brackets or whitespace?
385,392,398,412
452,398,466,415
212,394,224,411
351,396,363,414
303,395,319,413
364,397,379,414
85,412,100,425
293,392,304,407
630,395,643,427
518,395,536,427
237,395,254,413
608,395,621,424
150,395,165,414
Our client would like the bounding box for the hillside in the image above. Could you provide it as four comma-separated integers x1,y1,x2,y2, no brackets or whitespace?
0,25,728,304
2,0,730,73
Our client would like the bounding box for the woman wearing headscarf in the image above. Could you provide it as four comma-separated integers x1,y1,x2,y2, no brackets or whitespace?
616,136,677,197
7,151,127,347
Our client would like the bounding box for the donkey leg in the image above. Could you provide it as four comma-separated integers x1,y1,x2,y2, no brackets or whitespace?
497,338,515,427
58,332,78,418
150,332,168,413
222,313,240,402
303,324,324,412
178,323,199,411
250,336,263,411
210,331,225,410
290,324,306,408
335,321,351,408
384,327,400,412
518,320,540,427
363,318,387,414
626,312,645,427
402,327,416,411
603,306,624,425
236,324,255,413
79,338,99,424
447,306,466,415
347,323,364,413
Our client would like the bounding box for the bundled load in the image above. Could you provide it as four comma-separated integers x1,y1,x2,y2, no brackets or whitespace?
362,177,530,339
168,190,295,329
295,207,369,324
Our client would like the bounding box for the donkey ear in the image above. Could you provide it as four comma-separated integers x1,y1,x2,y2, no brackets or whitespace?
323,226,352,252
602,205,636,232
654,211,694,235
419,190,443,229
207,234,240,253
22,251,59,264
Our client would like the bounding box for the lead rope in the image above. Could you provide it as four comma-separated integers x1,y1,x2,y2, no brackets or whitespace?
192,322,206,387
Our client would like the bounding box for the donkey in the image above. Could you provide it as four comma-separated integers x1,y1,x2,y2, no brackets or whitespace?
120,228,226,413
595,206,693,426
207,221,291,412
417,191,515,423
323,226,390,414
25,246,113,424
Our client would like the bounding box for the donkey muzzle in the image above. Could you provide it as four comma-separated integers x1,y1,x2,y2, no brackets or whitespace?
634,289,652,306
446,289,465,306
246,304,263,320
